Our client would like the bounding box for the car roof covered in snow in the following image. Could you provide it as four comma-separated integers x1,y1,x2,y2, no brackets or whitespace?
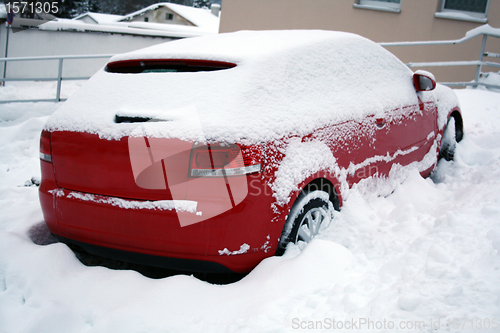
108,30,369,64
46,30,456,144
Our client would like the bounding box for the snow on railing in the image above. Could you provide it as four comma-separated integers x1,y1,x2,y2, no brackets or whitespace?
0,25,498,104
380,24,500,89
0,54,113,103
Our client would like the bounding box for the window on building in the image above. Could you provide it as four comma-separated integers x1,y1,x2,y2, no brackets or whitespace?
144,17,149,22
436,0,490,22
166,13,174,20
354,0,401,13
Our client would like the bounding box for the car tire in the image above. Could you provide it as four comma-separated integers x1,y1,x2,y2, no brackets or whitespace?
440,116,462,161
276,190,332,255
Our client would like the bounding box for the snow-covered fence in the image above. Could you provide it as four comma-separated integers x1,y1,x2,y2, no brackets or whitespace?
0,54,113,103
380,25,500,90
1,26,499,104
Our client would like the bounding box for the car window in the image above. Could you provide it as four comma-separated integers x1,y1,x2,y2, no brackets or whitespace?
105,60,236,74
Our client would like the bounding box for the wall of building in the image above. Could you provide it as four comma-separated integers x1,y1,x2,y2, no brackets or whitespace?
0,26,172,79
219,0,500,84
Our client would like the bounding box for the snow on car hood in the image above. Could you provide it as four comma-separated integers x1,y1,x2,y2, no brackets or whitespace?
46,30,421,143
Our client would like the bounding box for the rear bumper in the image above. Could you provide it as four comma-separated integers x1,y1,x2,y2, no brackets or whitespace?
53,234,255,274
39,170,282,273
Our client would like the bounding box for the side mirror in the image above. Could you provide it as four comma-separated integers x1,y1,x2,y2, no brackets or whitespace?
413,71,436,91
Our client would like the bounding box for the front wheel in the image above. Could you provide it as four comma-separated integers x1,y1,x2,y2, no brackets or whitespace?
440,116,462,161
276,190,332,255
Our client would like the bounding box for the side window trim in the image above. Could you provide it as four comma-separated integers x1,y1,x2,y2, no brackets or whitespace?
353,0,401,13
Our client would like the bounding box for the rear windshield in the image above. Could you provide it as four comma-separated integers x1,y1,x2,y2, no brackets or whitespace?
105,59,236,74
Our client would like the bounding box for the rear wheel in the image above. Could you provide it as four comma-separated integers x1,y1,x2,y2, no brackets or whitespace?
440,115,463,161
276,190,332,255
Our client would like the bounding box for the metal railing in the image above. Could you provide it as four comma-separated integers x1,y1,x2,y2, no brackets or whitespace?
0,26,498,104
380,26,500,89
0,54,113,103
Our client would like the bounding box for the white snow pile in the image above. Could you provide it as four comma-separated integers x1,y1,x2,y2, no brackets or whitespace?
271,138,338,206
479,71,500,91
0,82,499,332
64,191,198,213
0,81,85,103
465,24,500,39
44,30,428,144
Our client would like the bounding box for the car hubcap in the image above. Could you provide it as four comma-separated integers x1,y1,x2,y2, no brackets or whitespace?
295,207,327,243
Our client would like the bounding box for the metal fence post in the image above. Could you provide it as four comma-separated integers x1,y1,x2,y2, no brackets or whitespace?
474,34,488,88
56,58,63,102
0,54,113,103
2,24,10,87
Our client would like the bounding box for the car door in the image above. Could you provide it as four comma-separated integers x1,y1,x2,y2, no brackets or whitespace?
373,92,438,173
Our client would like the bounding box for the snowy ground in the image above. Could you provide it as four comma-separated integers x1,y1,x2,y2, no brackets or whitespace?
0,84,499,332
0,81,85,103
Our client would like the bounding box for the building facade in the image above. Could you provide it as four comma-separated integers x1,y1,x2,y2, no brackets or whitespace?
0,3,220,80
219,0,500,84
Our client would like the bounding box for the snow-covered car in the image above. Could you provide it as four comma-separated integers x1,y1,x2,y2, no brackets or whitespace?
39,30,463,273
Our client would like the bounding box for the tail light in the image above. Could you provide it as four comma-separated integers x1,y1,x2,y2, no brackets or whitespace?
189,143,263,177
40,130,52,163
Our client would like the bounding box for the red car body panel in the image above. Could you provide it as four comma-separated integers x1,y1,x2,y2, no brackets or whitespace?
40,97,443,273
38,31,462,273
41,158,279,273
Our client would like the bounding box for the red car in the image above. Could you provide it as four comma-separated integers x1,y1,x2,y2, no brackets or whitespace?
39,30,463,273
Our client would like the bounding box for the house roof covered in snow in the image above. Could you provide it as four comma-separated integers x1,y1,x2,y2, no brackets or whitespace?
119,2,219,31
38,18,216,38
36,3,219,38
72,12,124,24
